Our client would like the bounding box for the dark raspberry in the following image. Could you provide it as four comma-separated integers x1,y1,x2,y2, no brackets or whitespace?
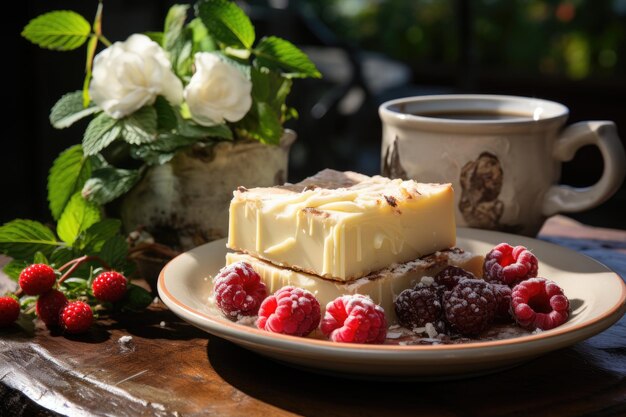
434,266,476,290
59,301,93,334
0,297,20,327
491,283,513,321
214,262,267,319
444,279,496,335
511,278,569,330
257,286,321,337
36,289,68,326
92,271,127,302
19,264,56,296
321,294,387,344
394,284,442,329
483,243,538,286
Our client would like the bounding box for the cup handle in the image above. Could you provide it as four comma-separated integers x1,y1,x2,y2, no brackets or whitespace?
542,121,626,216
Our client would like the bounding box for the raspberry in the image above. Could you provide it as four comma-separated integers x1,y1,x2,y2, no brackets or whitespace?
444,279,496,335
59,301,93,334
491,283,513,321
92,271,127,302
483,243,538,286
511,278,569,330
0,297,20,327
321,294,387,344
434,266,476,290
36,290,68,326
214,262,267,318
257,286,321,337
394,284,442,329
19,264,56,296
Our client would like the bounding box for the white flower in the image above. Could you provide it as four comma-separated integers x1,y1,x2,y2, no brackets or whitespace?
184,52,252,125
89,34,183,119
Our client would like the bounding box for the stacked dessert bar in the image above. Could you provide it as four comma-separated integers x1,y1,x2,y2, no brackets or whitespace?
225,169,482,323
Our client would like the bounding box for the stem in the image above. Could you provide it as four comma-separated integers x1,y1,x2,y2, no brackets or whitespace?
14,288,23,297
98,35,112,47
57,256,112,286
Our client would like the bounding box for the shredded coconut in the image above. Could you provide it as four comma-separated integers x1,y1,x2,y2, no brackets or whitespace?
425,323,438,338
386,332,403,339
159,321,166,328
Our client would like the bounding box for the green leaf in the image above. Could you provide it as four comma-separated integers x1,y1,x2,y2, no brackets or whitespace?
122,284,153,311
76,219,122,253
178,120,233,139
0,220,60,259
57,193,101,245
237,102,283,145
196,0,255,49
33,252,49,264
82,166,141,205
121,106,158,145
83,35,99,107
99,235,129,270
254,36,321,78
145,31,164,45
154,97,178,131
188,18,215,52
131,134,196,165
49,246,76,268
22,11,91,51
49,91,100,129
250,67,292,115
48,145,92,221
164,4,190,50
83,113,121,155
3,260,30,282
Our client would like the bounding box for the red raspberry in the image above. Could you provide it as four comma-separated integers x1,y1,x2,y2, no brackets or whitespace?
511,278,569,330
491,283,513,321
36,289,68,326
59,301,93,334
92,271,127,302
214,262,267,319
321,294,387,344
257,286,321,336
444,279,496,335
19,264,56,295
0,297,20,327
394,284,442,329
483,243,538,286
435,266,476,290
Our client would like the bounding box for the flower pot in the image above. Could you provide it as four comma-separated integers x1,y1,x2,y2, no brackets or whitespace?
120,130,296,251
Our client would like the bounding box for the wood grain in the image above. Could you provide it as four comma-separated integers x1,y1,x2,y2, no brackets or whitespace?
1,215,625,417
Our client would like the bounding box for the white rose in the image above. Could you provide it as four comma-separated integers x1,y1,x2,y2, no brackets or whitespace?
184,52,252,125
89,34,183,119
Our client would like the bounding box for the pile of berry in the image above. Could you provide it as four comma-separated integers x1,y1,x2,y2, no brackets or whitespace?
395,243,570,337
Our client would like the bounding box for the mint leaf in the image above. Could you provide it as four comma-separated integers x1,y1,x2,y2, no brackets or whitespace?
82,166,141,205
178,119,233,139
3,260,29,282
48,145,92,221
237,102,282,145
83,113,121,155
99,235,129,270
188,18,215,53
121,106,157,145
49,246,76,268
33,252,49,264
0,220,60,259
57,193,101,245
76,219,122,253
145,32,164,45
196,0,255,49
131,134,196,165
250,67,292,115
122,284,153,311
164,4,190,50
254,36,321,78
22,10,91,51
49,91,100,129
154,97,178,131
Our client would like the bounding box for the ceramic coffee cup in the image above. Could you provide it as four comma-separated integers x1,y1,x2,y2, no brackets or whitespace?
379,94,626,236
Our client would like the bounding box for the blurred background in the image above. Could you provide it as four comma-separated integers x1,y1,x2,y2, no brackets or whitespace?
7,0,626,228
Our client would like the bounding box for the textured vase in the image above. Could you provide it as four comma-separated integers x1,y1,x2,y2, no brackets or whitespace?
121,130,296,250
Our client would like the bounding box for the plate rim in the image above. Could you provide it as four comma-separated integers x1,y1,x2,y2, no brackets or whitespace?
158,228,626,353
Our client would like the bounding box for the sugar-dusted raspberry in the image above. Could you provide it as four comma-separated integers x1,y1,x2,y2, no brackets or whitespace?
394,284,442,329
19,264,56,296
59,301,93,334
214,262,267,319
321,294,387,344
257,286,321,337
36,289,68,326
0,297,20,327
491,283,513,321
511,278,569,330
444,279,496,335
434,266,476,290
92,271,127,302
483,243,538,286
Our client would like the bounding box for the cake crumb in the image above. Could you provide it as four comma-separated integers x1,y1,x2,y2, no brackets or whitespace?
159,321,166,328
386,332,402,340
420,276,435,286
152,297,160,305
118,335,135,353
425,323,438,339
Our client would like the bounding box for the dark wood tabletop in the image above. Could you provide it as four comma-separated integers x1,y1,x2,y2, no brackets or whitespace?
1,215,625,417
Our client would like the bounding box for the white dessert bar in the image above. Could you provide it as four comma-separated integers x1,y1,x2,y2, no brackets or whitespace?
227,169,456,281
226,249,483,323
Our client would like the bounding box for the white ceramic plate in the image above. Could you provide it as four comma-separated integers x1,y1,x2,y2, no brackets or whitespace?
158,228,626,378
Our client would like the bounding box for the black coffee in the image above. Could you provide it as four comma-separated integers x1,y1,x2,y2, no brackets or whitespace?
416,110,532,121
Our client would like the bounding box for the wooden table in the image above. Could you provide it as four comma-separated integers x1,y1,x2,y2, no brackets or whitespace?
1,215,625,417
